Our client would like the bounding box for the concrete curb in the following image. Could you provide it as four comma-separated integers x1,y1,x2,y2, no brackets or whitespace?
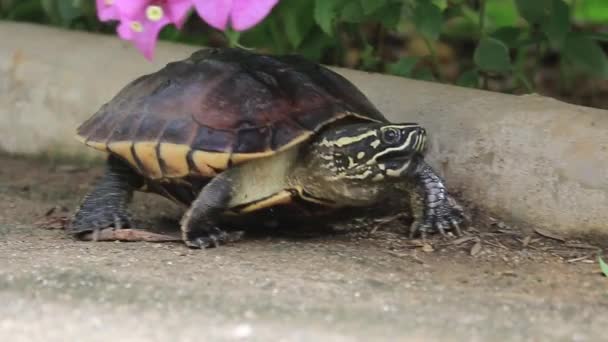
2,22,607,241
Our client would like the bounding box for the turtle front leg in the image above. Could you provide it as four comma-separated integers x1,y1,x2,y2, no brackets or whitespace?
68,155,142,239
180,171,234,249
407,160,464,238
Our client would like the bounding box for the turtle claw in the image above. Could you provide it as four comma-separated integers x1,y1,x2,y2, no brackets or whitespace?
185,227,231,249
408,195,465,239
68,207,132,238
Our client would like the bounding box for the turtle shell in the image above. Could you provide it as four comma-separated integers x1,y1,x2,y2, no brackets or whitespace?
76,48,388,180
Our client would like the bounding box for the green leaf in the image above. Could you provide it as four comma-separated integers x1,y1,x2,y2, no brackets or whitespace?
412,66,436,82
485,0,520,28
267,16,290,54
491,26,522,48
360,0,385,15
360,44,380,70
298,29,336,61
563,32,608,78
341,1,364,23
314,0,337,35
584,32,608,42
6,0,44,21
514,0,552,24
541,0,570,49
413,1,443,40
456,69,480,88
387,57,420,77
56,0,83,26
600,256,608,277
474,37,512,73
224,29,241,48
282,1,315,48
40,0,61,25
370,1,403,29
573,0,608,24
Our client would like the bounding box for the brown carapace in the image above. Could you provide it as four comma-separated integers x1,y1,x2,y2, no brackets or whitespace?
76,48,387,181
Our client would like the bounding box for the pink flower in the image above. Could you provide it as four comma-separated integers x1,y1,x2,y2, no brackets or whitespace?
192,0,279,31
97,0,193,60
96,0,120,21
95,0,279,60
116,9,171,60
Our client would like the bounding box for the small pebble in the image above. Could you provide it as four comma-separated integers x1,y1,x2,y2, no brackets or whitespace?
232,324,252,339
422,244,434,253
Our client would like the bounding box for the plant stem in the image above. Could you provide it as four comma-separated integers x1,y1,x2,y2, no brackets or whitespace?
422,36,444,82
478,0,486,36
516,71,534,93
513,31,535,93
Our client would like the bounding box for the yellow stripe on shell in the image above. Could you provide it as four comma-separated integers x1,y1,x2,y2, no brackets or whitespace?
75,135,109,152
192,150,230,170
133,142,163,179
159,143,190,178
191,155,217,177
107,141,139,171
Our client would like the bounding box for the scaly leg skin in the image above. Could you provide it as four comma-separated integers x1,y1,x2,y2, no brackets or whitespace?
407,160,464,239
180,171,234,249
67,155,142,240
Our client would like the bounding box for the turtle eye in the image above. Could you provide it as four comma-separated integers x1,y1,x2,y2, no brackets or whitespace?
381,128,401,144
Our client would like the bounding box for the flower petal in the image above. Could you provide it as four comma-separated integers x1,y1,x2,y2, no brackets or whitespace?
133,21,169,60
114,0,149,19
165,0,193,28
117,14,170,60
96,0,120,21
117,20,135,40
230,0,278,31
192,0,232,30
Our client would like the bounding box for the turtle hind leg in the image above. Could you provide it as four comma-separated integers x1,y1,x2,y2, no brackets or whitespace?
67,155,143,239
180,171,234,249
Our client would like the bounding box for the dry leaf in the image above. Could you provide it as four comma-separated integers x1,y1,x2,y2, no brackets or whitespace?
470,241,482,256
564,243,599,250
534,228,566,242
451,236,477,245
35,216,68,230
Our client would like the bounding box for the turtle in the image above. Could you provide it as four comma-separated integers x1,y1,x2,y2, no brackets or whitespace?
68,47,464,249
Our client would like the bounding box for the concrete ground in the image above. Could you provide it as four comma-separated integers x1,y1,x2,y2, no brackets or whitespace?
1,153,607,341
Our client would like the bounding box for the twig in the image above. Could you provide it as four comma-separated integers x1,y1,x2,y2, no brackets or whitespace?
81,228,181,242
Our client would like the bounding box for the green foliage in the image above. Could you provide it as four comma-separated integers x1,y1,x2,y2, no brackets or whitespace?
514,0,552,24
1,0,607,96
413,1,443,40
1,0,107,31
600,256,608,277
474,37,512,73
563,33,608,78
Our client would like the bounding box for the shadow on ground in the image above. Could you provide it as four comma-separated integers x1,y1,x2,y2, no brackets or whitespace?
1,153,607,341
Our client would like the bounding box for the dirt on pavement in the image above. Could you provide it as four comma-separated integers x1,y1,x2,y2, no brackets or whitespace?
0,153,607,342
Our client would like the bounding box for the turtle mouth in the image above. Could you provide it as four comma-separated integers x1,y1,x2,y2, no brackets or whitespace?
376,151,414,164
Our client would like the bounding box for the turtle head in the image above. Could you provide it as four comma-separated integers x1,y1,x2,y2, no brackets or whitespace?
313,122,427,182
